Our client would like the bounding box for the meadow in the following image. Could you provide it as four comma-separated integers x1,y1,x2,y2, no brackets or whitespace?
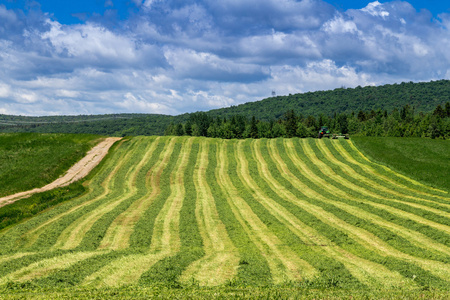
352,137,450,191
0,135,449,298
0,133,100,197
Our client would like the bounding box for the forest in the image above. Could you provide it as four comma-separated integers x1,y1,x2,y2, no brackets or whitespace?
1,80,449,137
165,102,450,139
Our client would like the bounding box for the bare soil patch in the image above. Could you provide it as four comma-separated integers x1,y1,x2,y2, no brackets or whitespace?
0,137,121,208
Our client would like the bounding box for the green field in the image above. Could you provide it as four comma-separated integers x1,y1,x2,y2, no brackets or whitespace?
0,133,101,197
0,136,449,298
352,137,450,192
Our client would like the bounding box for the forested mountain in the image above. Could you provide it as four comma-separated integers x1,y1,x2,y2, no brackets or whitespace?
1,80,449,136
167,102,450,139
207,80,450,120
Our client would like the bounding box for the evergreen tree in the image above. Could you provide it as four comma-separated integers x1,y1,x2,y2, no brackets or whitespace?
184,121,192,136
249,116,258,139
175,123,184,136
284,110,298,138
445,102,450,117
433,104,446,119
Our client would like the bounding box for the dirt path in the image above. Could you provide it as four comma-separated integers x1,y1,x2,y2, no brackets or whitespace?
0,137,122,208
83,137,190,287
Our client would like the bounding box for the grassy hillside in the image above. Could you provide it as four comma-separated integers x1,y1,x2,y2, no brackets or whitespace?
0,136,448,298
0,133,101,197
352,137,450,192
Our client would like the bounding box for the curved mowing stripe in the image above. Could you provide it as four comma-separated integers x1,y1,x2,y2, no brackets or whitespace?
1,136,448,289
298,140,450,257
180,140,240,286
290,139,450,235
309,141,450,235
315,140,450,212
53,138,169,250
235,141,318,281
18,139,130,249
281,139,450,282
0,253,35,265
98,137,165,250
82,138,192,287
254,139,414,289
216,140,315,284
0,251,102,285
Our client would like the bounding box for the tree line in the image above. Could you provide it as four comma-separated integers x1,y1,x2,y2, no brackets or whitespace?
165,102,450,139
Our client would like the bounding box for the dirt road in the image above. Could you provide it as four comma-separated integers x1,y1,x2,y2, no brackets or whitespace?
0,137,122,208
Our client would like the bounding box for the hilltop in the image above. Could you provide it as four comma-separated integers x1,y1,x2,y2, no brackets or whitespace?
1,80,449,136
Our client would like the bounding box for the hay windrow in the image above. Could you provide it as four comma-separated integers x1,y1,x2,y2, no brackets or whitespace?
83,137,191,287
1,136,449,290
180,140,240,286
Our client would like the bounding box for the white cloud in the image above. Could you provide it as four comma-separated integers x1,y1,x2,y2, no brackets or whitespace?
0,83,11,98
362,1,390,18
118,92,172,114
41,20,137,61
164,48,270,82
0,1,449,116
269,60,374,94
323,15,360,34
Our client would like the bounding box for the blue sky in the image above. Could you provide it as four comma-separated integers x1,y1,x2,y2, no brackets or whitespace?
3,1,449,24
1,0,450,116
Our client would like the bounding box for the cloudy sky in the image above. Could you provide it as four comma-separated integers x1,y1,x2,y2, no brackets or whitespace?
1,0,449,116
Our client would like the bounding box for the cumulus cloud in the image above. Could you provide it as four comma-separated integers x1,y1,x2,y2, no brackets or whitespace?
0,1,449,116
361,1,390,18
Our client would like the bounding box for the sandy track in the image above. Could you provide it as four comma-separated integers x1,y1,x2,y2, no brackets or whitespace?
0,137,122,208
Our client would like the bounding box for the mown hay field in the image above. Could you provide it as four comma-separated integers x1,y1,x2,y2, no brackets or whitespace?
0,136,449,298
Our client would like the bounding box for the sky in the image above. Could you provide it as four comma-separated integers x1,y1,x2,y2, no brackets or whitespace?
0,1,449,116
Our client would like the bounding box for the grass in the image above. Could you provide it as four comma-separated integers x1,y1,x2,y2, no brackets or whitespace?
351,137,450,192
179,140,240,286
0,183,86,231
0,133,101,197
1,285,449,299
0,136,449,298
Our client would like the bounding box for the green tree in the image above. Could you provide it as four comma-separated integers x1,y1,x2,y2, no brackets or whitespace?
184,121,192,136
445,102,450,117
249,116,258,139
357,110,366,122
272,122,286,138
296,122,309,138
175,123,184,136
284,110,298,138
433,104,446,119
257,121,272,138
191,123,201,136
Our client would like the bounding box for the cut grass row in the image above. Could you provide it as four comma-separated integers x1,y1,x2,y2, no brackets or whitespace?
0,136,448,294
179,140,239,286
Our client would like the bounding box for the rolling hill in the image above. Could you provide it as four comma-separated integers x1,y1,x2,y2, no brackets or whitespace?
1,80,449,136
0,136,449,298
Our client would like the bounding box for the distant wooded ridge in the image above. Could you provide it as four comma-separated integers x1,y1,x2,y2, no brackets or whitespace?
1,79,449,137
